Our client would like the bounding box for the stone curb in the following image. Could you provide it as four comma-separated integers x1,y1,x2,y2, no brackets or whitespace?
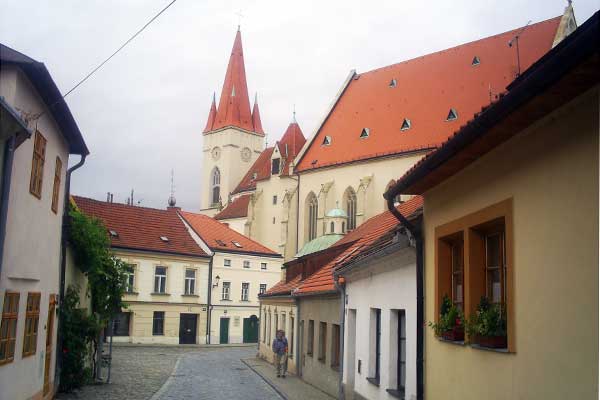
148,355,182,400
241,358,287,400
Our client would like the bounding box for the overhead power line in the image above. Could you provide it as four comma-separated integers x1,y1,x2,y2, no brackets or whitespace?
62,0,178,99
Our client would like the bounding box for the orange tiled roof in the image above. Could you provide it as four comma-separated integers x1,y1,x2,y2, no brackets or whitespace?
232,147,275,194
180,211,280,256
262,275,303,297
295,17,561,172
294,196,423,295
73,196,209,258
214,193,251,220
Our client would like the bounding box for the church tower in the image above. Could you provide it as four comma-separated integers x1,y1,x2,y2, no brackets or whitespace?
201,28,265,215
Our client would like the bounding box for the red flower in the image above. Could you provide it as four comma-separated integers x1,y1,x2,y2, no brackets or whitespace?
455,318,461,326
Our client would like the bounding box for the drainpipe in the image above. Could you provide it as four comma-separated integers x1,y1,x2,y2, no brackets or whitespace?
257,301,261,353
333,274,345,400
294,297,301,375
206,256,214,344
0,136,16,280
386,198,423,400
57,154,87,386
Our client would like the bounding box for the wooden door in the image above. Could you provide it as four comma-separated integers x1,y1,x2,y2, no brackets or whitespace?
43,294,56,396
243,315,259,343
179,314,197,344
219,318,229,344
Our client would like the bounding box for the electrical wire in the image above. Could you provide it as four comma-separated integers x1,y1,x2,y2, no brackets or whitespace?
62,0,177,99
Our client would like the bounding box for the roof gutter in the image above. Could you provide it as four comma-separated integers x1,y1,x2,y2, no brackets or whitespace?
385,198,424,400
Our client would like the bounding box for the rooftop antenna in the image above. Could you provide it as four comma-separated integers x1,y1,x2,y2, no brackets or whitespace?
508,20,532,78
168,169,177,207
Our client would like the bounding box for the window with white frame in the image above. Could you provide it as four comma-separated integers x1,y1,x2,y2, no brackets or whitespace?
243,260,250,269
154,266,167,293
211,167,221,205
261,262,267,270
241,283,249,301
259,283,267,295
222,282,231,300
224,259,231,267
124,264,135,293
185,269,196,295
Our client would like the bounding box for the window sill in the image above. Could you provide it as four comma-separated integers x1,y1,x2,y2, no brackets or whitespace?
221,299,232,302
437,337,465,346
151,292,170,296
22,352,36,359
182,294,199,297
366,377,380,387
470,344,509,353
124,291,139,295
386,388,405,399
240,299,250,302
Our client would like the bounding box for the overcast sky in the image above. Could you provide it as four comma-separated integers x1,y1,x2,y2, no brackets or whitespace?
1,1,597,211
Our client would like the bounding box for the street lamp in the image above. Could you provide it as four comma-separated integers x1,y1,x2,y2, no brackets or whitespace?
213,275,220,288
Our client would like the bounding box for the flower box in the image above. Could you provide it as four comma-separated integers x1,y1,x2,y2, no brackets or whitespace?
473,334,507,349
441,327,464,342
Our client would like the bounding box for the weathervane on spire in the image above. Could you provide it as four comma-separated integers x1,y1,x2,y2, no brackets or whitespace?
293,104,297,123
235,10,244,31
168,169,177,208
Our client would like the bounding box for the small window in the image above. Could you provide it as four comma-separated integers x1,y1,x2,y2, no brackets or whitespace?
330,221,335,233
29,131,46,199
322,136,331,146
111,312,131,337
359,128,370,139
370,308,382,384
331,324,340,368
109,230,119,237
22,293,40,357
241,283,249,301
160,236,169,242
152,311,164,335
259,283,267,295
273,195,277,205
0,292,20,364
51,157,62,213
154,266,167,293
252,172,258,180
185,269,196,295
389,78,397,88
125,264,135,293
222,282,231,300
224,259,231,267
307,320,314,356
446,108,458,121
232,241,243,248
401,118,411,131
216,239,227,247
271,158,281,175
243,260,250,269
472,56,481,66
318,322,327,362
261,262,267,270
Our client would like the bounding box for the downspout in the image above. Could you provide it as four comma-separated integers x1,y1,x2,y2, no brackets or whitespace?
206,256,214,344
386,198,424,400
257,301,262,353
294,297,301,375
0,136,16,279
295,174,300,254
333,274,345,400
57,154,87,386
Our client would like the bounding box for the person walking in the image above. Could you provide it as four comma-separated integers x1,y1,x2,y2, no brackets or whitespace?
272,329,288,378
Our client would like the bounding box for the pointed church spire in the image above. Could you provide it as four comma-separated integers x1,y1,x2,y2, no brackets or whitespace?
251,93,264,135
211,29,260,134
203,92,217,133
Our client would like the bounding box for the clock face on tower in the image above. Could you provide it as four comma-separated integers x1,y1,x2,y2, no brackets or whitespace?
241,147,251,162
211,147,221,161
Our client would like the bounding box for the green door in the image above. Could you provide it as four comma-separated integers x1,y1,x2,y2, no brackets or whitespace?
243,315,259,343
220,318,229,344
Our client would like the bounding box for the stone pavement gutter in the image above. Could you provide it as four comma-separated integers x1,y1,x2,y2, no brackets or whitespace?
241,357,335,400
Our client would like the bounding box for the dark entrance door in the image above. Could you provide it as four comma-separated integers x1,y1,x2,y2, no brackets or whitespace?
220,318,230,344
243,315,259,343
179,314,197,344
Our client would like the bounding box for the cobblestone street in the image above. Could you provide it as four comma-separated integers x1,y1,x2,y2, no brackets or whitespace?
57,345,280,400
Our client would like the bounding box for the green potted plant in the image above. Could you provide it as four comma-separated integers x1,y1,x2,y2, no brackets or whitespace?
466,297,507,349
429,295,464,342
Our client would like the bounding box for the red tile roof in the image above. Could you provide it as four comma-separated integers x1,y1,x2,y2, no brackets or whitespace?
203,29,264,135
251,95,264,135
179,211,280,256
214,193,251,220
293,196,423,295
232,121,306,194
296,17,561,172
262,275,302,297
73,196,209,258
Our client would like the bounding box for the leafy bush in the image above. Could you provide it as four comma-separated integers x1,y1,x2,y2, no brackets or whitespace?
428,294,464,336
465,297,507,337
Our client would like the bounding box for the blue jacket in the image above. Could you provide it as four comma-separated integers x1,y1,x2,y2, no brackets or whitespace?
272,337,288,355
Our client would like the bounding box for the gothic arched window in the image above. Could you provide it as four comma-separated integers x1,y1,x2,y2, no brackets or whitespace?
211,167,221,205
344,187,357,231
307,192,318,241
330,221,335,234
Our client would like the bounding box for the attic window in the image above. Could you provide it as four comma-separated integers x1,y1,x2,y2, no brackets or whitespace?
446,108,458,121
160,236,169,242
232,241,243,248
109,230,118,237
400,119,411,131
252,172,258,180
389,78,397,88
271,158,281,175
359,128,370,139
322,136,332,146
472,56,481,66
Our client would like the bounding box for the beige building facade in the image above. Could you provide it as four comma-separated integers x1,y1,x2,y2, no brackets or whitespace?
258,297,299,375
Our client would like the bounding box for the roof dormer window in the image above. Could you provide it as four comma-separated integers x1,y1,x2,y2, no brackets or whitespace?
400,119,411,131
109,230,118,237
271,158,281,175
322,135,332,146
160,236,169,242
472,56,481,66
216,239,227,246
359,128,370,139
252,172,257,180
232,241,243,248
446,108,458,121
389,78,397,88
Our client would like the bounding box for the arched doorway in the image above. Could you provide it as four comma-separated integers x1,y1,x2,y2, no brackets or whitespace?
243,315,259,343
